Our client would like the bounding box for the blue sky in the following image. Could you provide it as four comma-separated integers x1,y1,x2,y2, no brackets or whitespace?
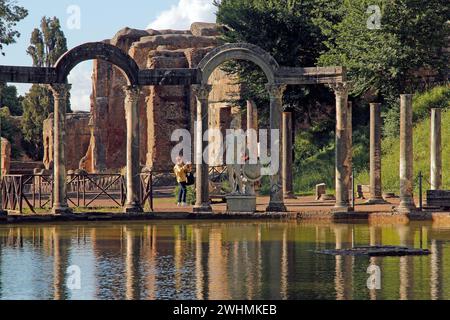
1,0,216,110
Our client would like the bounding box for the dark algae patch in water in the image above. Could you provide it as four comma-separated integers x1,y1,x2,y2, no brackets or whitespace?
316,246,431,257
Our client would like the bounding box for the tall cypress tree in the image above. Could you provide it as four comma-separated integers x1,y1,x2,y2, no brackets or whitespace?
21,16,70,160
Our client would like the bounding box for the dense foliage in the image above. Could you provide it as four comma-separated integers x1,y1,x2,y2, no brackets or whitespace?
0,0,27,55
215,0,449,194
318,0,450,103
21,17,70,160
357,85,450,193
215,0,336,135
0,83,22,115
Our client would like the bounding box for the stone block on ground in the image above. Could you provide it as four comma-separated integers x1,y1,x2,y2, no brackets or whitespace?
226,195,257,213
426,190,450,209
315,183,326,200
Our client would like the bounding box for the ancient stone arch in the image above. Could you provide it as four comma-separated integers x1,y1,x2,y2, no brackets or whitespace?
0,40,349,215
54,42,139,85
198,43,279,84
194,43,284,212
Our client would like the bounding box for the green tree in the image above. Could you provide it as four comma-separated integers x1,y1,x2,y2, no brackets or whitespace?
214,0,336,132
318,0,450,104
20,85,53,160
0,83,22,115
0,107,22,158
26,16,67,67
21,16,70,160
0,0,28,55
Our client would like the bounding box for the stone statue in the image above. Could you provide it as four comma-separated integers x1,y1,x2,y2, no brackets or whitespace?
227,116,244,195
227,114,261,196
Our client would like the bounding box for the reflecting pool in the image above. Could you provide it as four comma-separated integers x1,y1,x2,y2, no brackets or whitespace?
0,221,449,300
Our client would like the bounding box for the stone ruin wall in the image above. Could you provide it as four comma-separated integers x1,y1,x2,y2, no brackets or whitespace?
82,22,241,172
43,112,91,171
1,137,11,176
41,22,241,172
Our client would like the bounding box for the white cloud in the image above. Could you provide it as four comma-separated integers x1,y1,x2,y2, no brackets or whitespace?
147,0,216,30
68,62,92,112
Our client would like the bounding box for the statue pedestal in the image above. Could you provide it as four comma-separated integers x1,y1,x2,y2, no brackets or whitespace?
226,194,257,213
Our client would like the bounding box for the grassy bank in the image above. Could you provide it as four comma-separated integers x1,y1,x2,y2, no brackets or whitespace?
357,108,450,192
293,85,450,195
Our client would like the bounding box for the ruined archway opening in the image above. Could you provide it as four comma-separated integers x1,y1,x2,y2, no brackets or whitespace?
200,60,270,199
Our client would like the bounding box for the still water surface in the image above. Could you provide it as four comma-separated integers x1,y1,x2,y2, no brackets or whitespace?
0,221,449,300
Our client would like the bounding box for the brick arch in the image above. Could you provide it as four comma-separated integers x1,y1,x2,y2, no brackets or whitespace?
54,42,139,85
198,43,279,84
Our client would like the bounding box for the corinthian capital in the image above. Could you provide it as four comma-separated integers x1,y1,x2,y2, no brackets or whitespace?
266,84,286,99
123,85,141,104
49,84,72,100
192,84,212,100
328,82,351,96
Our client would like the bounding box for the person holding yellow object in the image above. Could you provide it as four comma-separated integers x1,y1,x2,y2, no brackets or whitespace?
174,156,192,207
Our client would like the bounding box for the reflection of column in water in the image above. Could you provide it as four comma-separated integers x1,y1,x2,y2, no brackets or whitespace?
256,225,262,298
125,229,134,300
346,255,354,300
346,226,355,300
174,227,183,295
334,225,344,250
232,240,239,297
335,255,344,300
399,256,409,300
145,225,157,300
244,232,254,300
43,228,54,256
430,240,443,300
398,225,412,300
208,228,230,300
52,227,68,300
194,228,204,300
334,226,345,300
369,226,378,246
315,226,320,250
280,228,288,300
52,228,61,300
369,257,379,300
369,227,381,300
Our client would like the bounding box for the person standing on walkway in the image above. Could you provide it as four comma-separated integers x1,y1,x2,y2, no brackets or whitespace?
174,156,191,207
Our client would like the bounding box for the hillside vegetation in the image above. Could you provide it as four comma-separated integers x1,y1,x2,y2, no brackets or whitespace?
293,85,450,195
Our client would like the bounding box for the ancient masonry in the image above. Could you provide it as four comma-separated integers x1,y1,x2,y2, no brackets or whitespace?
43,22,240,172
1,137,11,176
43,112,91,170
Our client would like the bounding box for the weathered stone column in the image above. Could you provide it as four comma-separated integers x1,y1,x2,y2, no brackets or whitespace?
247,100,257,147
192,84,212,213
282,108,296,199
0,83,5,215
367,103,386,204
347,101,353,207
266,84,287,212
124,85,143,213
430,108,442,190
49,84,72,214
398,94,416,213
330,83,351,212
